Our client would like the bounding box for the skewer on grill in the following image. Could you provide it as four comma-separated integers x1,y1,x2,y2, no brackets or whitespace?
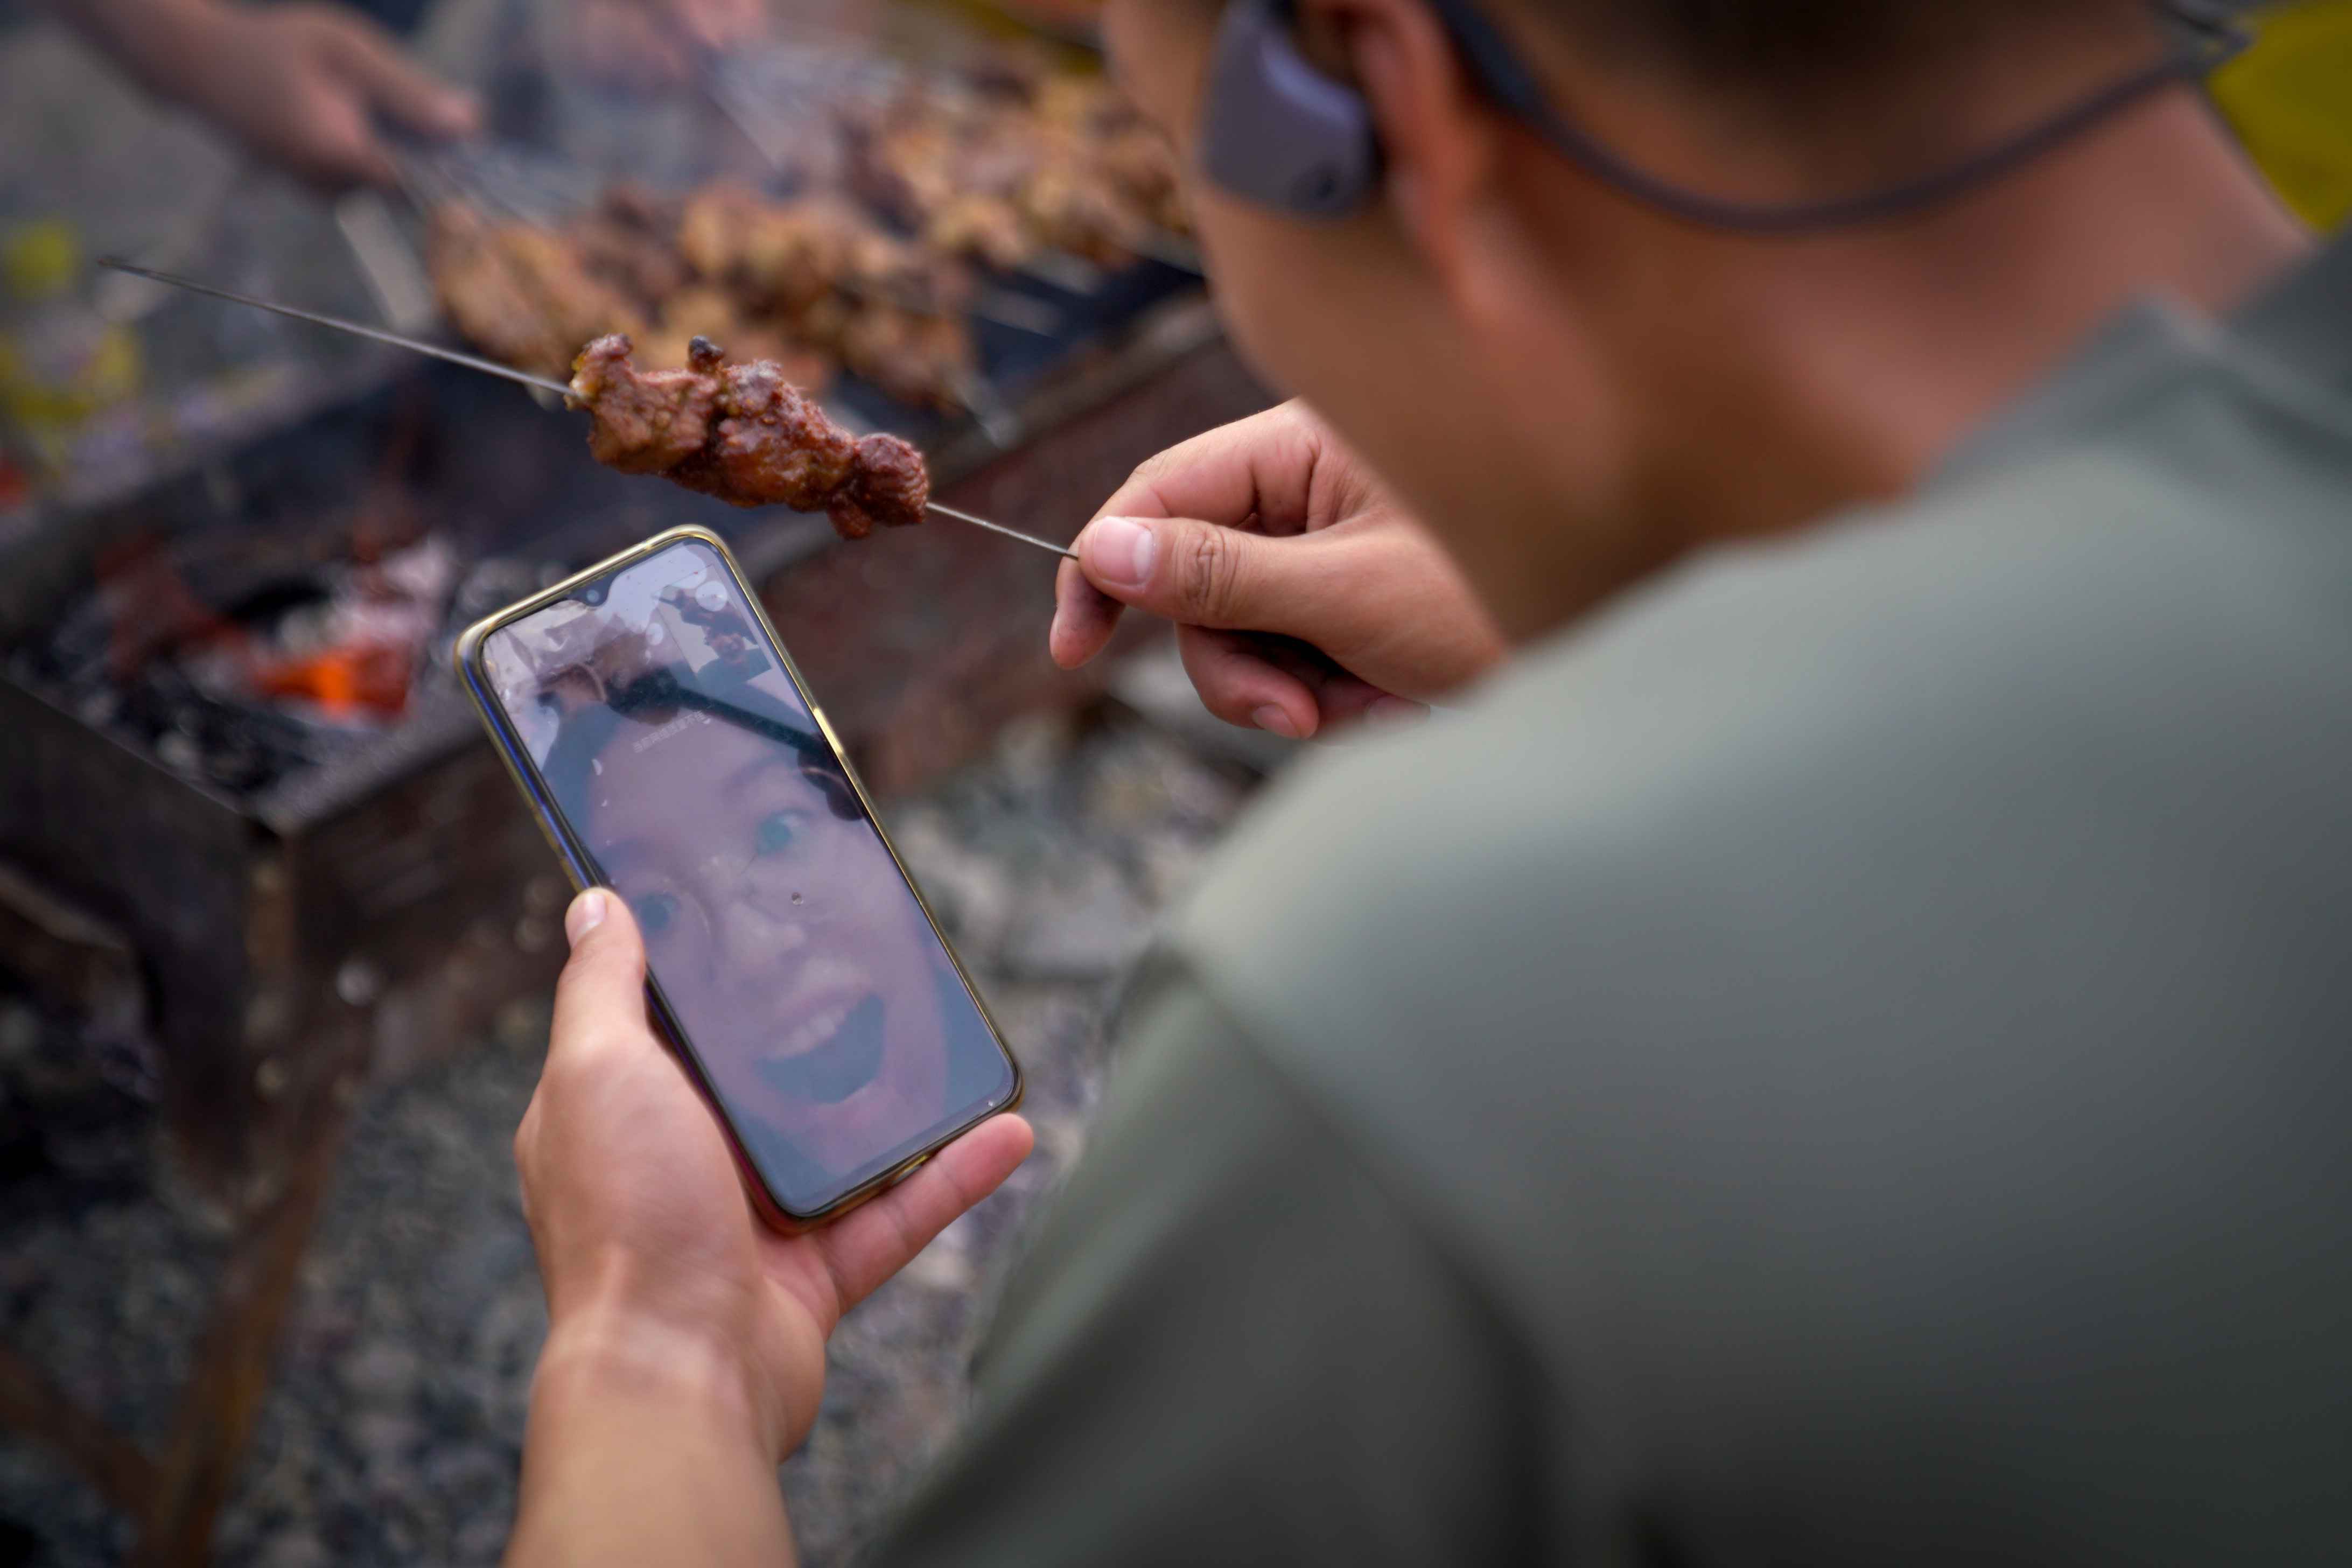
97,259,1075,561
404,156,1062,339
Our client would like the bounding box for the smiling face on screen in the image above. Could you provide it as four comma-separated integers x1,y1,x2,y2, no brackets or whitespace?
585,704,951,1182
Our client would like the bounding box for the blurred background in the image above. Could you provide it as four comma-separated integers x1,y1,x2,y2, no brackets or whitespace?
0,0,1287,1560
0,0,2342,1562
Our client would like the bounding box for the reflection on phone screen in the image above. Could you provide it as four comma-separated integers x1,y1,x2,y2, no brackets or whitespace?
481,541,1015,1215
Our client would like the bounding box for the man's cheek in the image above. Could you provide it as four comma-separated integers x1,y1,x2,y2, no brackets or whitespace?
1185,199,1310,388
1100,1,1151,112
1102,0,1207,146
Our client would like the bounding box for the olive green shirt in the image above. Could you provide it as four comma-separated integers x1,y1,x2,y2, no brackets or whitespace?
873,232,2352,1565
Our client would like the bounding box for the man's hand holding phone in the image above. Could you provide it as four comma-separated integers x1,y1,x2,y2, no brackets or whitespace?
1050,401,1506,740
507,891,1032,1565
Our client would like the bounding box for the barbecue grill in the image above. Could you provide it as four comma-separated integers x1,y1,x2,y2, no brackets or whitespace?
0,9,1268,1555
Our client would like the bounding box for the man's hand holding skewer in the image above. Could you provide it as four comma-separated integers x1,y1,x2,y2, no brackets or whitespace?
1052,402,1506,740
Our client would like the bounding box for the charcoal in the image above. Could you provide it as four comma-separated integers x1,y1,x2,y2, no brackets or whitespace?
10,527,520,797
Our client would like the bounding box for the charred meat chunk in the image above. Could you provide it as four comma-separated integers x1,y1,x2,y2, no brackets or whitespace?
707,357,859,512
570,333,715,474
854,433,929,526
568,335,928,539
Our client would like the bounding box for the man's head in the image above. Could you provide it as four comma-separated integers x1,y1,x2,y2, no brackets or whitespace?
1105,0,2294,636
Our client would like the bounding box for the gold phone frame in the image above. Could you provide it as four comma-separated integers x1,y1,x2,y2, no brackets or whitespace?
453,524,1023,1231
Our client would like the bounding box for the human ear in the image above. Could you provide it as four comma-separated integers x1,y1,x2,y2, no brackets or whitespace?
1296,0,1497,286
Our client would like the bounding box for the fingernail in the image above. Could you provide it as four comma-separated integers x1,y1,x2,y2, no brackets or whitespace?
565,890,608,946
1252,705,1300,740
1367,696,1426,726
1084,517,1156,590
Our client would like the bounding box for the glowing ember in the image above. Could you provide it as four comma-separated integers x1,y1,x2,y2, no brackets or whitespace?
249,642,415,719
77,531,455,732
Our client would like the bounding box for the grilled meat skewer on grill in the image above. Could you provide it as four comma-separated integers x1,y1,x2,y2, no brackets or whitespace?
92,258,1077,560
569,333,928,538
430,204,646,380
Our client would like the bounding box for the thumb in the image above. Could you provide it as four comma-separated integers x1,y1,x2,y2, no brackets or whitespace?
548,890,654,1067
1074,514,1329,638
321,18,481,139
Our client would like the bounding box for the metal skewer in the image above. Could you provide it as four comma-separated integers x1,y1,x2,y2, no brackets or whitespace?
95,258,577,400
93,258,1077,562
926,501,1075,560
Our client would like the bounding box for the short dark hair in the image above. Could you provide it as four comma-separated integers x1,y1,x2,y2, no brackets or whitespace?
538,664,864,831
1547,0,2147,87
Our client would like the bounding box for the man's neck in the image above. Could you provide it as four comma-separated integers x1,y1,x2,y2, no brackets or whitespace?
1623,90,2310,569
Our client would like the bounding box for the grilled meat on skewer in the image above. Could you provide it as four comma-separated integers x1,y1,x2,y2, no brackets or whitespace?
428,62,1180,408
680,184,830,307
569,333,716,475
663,187,977,404
830,433,930,539
569,334,928,538
838,306,973,412
598,179,677,233
848,95,1174,269
569,190,694,308
1010,71,1192,233
1017,157,1145,266
429,204,647,379
638,283,836,390
680,186,973,316
926,192,1035,271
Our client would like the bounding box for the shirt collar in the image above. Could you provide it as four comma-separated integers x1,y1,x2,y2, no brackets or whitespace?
2232,223,2352,397
1938,225,2352,484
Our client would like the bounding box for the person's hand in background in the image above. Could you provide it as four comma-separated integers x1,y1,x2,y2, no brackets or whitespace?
506,891,1032,1566
660,0,769,51
68,0,478,190
1052,401,1506,740
568,0,772,94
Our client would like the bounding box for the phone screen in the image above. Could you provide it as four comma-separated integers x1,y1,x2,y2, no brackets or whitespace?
478,538,1017,1217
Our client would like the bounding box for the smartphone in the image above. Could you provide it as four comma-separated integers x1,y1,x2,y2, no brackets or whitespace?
456,527,1021,1229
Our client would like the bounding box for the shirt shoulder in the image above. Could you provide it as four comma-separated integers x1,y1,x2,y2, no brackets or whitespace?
1187,408,2348,986
870,978,1546,1568
1173,408,2352,1362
